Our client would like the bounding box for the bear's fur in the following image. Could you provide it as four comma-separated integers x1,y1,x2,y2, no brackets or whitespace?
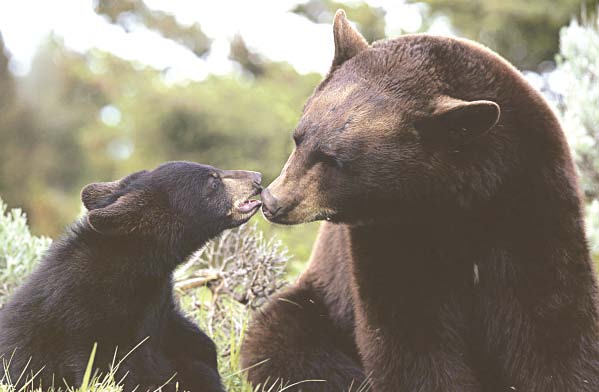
0,161,262,392
241,10,599,392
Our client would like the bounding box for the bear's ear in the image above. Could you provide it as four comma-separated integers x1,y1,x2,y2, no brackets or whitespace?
332,9,369,68
87,190,149,235
416,96,500,149
81,181,121,211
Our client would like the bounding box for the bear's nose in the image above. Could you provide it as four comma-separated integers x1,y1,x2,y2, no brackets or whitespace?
261,188,281,217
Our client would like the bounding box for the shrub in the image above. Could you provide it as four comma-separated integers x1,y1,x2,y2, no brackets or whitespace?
0,199,51,306
557,14,599,257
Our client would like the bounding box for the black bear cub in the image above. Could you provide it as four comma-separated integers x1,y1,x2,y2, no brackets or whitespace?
0,161,262,392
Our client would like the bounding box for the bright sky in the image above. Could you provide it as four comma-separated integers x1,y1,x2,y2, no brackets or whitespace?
0,0,451,81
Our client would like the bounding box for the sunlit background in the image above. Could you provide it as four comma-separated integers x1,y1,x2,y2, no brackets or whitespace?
0,0,598,273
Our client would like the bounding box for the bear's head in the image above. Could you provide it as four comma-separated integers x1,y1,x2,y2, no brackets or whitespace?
81,161,262,252
261,10,528,225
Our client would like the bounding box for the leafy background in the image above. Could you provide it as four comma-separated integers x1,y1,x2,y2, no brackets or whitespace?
1,0,598,271
0,1,599,390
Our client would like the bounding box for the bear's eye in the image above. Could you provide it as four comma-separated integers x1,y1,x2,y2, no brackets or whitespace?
317,150,343,169
293,133,304,147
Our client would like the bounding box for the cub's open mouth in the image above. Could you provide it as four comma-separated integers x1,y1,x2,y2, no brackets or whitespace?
236,198,262,214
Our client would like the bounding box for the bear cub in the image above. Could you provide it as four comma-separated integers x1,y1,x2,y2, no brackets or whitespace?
0,161,262,392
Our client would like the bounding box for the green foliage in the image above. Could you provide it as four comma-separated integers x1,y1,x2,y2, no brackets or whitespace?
557,15,599,259
412,0,599,70
0,33,321,260
0,199,51,304
3,0,591,265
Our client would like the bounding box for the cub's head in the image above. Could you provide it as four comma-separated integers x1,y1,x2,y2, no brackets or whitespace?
81,161,262,251
262,10,515,225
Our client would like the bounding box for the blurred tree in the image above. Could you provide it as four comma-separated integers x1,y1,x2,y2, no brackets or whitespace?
0,34,320,248
412,0,599,70
0,36,106,234
293,0,387,42
0,33,14,110
229,34,266,77
0,36,39,231
95,0,211,57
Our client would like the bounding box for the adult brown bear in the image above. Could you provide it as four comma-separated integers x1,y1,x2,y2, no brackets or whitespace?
241,10,599,392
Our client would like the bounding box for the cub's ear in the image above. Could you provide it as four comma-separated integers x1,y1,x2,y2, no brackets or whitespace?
81,181,120,211
87,191,148,235
332,9,369,68
81,170,148,211
416,96,500,149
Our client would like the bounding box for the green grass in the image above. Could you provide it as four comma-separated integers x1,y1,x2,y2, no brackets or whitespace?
0,297,335,392
182,288,256,392
0,288,268,392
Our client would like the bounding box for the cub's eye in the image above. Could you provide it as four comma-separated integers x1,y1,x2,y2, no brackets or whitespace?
209,173,220,189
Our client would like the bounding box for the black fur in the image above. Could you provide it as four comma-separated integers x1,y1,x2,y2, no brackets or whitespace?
0,161,261,391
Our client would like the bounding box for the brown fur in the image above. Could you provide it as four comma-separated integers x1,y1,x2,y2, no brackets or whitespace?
241,10,599,392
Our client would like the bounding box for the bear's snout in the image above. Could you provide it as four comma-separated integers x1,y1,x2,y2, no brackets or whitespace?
261,188,282,219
